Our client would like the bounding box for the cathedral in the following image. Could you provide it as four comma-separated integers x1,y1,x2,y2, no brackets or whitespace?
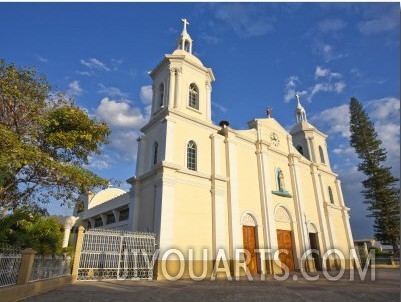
68,19,360,279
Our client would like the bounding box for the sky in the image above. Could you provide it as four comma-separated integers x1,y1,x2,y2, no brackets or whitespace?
0,2,399,240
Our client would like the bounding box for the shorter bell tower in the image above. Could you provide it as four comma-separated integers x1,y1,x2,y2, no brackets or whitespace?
290,94,331,168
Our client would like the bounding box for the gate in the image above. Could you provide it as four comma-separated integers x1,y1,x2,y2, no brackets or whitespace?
77,229,156,280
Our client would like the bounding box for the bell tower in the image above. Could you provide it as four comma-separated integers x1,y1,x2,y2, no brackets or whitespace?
148,19,215,123
290,94,331,168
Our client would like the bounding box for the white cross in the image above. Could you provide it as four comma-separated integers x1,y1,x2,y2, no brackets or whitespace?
181,18,189,31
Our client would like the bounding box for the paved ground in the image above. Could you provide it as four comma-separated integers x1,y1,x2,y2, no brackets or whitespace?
22,269,399,302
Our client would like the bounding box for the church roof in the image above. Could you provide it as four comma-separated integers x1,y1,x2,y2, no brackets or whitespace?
171,49,204,67
88,187,126,209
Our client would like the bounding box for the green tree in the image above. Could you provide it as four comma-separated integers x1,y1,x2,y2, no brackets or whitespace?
0,59,111,214
349,97,400,256
0,205,64,255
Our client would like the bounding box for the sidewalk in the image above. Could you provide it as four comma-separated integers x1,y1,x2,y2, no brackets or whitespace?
20,269,400,302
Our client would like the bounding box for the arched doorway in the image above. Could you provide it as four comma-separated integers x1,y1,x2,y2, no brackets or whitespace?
275,206,295,272
241,213,258,274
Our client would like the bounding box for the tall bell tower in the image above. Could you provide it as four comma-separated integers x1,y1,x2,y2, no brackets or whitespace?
148,19,215,123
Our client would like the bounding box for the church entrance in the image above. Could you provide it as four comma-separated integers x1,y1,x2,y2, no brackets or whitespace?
308,232,321,270
276,229,295,271
242,226,258,274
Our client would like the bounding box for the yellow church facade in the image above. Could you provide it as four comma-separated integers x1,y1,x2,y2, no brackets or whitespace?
124,19,359,278
71,19,359,279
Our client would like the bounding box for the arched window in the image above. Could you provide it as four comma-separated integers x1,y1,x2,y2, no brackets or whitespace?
328,186,334,204
153,142,158,165
319,146,325,164
159,83,164,107
296,145,304,155
187,140,197,171
184,41,191,52
188,83,199,110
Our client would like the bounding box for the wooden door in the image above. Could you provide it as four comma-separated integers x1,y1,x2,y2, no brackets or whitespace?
309,232,321,270
242,226,258,274
276,229,295,271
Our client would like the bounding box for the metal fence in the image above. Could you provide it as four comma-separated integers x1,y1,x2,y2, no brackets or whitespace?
0,245,22,287
30,254,71,282
77,228,156,280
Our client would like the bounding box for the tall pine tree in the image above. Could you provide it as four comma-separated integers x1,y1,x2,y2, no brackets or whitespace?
349,97,400,256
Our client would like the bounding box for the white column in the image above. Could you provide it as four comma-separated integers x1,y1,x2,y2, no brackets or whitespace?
210,134,227,259
150,84,156,115
307,137,316,163
62,217,77,248
205,80,212,121
174,67,182,109
257,145,280,271
157,176,176,255
161,117,175,163
225,137,241,261
325,209,337,251
310,165,330,253
288,154,309,271
136,135,145,176
168,67,175,109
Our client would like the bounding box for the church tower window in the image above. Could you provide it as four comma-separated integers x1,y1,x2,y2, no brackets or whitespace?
159,84,164,107
153,142,158,165
187,140,197,171
328,186,334,204
319,146,325,164
188,84,199,110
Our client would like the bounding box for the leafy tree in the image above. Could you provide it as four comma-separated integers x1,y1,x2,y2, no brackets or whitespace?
349,97,400,256
0,59,111,214
0,205,64,255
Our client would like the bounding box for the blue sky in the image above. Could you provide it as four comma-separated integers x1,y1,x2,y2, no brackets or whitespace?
0,2,399,240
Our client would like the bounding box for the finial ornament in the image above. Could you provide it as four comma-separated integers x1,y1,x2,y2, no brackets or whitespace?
266,106,272,118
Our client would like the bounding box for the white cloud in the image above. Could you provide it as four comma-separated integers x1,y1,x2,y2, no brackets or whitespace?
366,97,400,120
212,101,228,113
111,58,123,71
68,80,83,97
315,66,341,79
314,42,344,63
95,98,148,129
318,18,347,33
35,54,48,63
211,3,274,38
110,130,140,160
308,68,345,101
80,58,110,71
310,104,350,137
87,154,114,170
98,84,129,99
357,6,399,35
366,97,400,167
334,81,346,93
283,76,307,103
140,85,153,105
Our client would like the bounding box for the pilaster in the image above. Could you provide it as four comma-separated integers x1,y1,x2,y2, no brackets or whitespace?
310,164,330,254
288,153,309,271
168,67,176,109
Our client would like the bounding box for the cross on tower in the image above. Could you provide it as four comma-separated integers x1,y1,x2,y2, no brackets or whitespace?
181,18,189,32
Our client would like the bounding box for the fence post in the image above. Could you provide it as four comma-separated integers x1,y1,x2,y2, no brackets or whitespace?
71,226,85,281
16,248,37,285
